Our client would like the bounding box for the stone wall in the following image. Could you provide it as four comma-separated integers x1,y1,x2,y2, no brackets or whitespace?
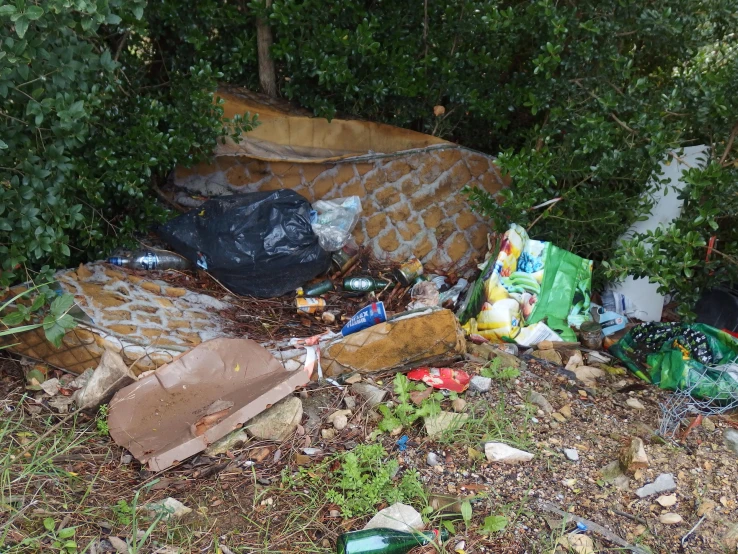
2,264,231,375
174,145,505,268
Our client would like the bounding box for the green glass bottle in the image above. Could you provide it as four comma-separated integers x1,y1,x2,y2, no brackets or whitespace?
335,528,447,554
343,276,393,292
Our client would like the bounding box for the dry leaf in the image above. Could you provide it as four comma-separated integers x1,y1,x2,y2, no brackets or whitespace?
433,105,446,116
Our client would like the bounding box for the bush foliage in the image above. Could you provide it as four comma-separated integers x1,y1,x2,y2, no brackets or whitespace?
3,0,737,313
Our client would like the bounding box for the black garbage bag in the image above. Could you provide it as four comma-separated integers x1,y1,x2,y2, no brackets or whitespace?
158,190,330,297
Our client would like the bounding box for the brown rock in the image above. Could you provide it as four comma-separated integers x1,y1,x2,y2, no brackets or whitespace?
422,206,444,228
365,213,388,239
163,286,187,298
342,180,366,198
140,281,162,294
387,202,411,224
362,168,387,192
375,186,401,208
464,153,491,177
620,437,649,474
436,148,463,170
312,173,336,199
414,235,434,259
445,233,470,263
333,164,356,186
384,160,412,182
455,211,479,230
378,229,401,253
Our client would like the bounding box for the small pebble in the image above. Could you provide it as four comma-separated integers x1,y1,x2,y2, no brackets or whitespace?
564,448,579,461
426,452,440,466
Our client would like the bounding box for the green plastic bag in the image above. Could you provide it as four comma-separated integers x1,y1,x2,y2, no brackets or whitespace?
610,322,738,400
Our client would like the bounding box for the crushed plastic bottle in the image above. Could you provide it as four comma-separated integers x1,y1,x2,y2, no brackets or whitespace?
108,249,191,271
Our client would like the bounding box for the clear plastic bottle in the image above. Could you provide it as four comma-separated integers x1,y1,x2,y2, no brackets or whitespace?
108,249,191,271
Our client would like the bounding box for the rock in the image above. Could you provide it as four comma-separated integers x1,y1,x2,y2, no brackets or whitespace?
626,397,645,410
108,536,129,553
656,494,677,507
467,342,524,369
204,429,249,456
322,308,466,377
39,378,60,397
351,383,387,408
424,411,468,437
659,513,682,524
702,417,715,432
636,473,676,498
559,404,572,419
345,373,362,384
564,448,579,461
451,398,467,412
600,460,631,491
321,428,336,440
343,396,356,410
528,391,553,414
723,523,738,550
551,412,567,423
723,428,738,456
75,350,137,411
558,533,595,554
364,502,424,533
48,395,75,413
426,452,440,466
532,349,563,365
620,437,649,474
121,454,133,465
321,311,336,324
697,499,717,517
571,365,604,387
147,497,191,519
470,376,492,393
327,409,352,431
484,442,534,464
632,421,667,444
245,396,303,442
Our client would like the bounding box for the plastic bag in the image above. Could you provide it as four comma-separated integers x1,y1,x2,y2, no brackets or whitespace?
310,196,362,252
460,224,592,343
610,322,738,400
158,190,330,297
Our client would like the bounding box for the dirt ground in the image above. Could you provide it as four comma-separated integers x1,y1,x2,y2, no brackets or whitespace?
2,341,738,554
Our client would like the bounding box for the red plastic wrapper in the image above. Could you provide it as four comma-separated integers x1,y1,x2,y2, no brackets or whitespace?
406,367,471,393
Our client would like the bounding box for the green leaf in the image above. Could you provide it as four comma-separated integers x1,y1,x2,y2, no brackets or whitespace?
49,294,75,317
2,311,27,326
461,500,472,523
58,527,76,539
43,517,55,532
442,520,456,535
133,5,144,19
0,140,7,149
105,13,122,24
14,15,29,38
482,515,508,534
30,293,46,312
42,313,77,347
0,5,17,16
25,6,44,20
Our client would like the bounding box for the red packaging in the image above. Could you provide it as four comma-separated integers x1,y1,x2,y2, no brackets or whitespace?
406,367,471,393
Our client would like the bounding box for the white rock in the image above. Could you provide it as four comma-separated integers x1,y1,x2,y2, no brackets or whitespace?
724,428,738,456
656,494,677,507
558,533,595,554
204,429,249,456
321,428,336,440
245,396,303,442
147,497,191,519
363,502,424,533
527,390,553,414
470,376,492,393
351,383,387,407
484,442,534,464
107,536,128,554
659,512,683,524
426,452,440,466
626,397,646,410
564,448,579,461
636,473,676,498
424,411,469,437
75,350,137,411
327,409,352,431
343,396,356,410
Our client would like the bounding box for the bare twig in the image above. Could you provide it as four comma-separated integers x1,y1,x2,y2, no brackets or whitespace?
612,509,648,526
719,121,738,165
681,515,706,547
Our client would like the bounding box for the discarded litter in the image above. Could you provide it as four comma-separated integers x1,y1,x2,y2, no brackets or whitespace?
107,338,309,471
108,248,191,271
363,502,424,533
579,321,603,350
343,276,393,293
158,190,330,297
341,302,387,336
297,279,334,297
296,297,327,314
394,257,424,286
407,280,440,310
461,224,592,343
590,304,627,337
336,528,447,554
406,367,471,393
310,196,362,252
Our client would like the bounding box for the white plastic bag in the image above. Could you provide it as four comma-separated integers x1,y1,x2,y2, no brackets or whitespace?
311,196,362,252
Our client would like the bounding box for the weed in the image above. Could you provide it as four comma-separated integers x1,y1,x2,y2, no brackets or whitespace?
374,373,441,436
283,443,425,519
112,499,133,526
481,357,520,381
96,404,110,436
481,514,508,535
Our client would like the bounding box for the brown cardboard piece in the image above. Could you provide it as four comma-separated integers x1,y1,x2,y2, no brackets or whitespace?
321,308,466,377
108,338,309,471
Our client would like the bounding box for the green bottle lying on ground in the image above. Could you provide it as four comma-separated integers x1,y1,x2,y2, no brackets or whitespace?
336,528,448,554
342,276,394,292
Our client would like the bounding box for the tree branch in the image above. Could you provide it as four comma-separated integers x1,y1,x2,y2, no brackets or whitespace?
719,121,738,165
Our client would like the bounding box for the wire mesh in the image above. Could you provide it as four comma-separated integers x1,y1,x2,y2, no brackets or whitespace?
659,352,738,437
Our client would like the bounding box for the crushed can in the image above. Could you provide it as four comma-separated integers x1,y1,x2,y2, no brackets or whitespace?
395,257,424,286
341,302,386,336
296,297,326,314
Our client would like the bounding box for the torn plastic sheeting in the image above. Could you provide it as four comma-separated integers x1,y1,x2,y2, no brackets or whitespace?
107,338,309,471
